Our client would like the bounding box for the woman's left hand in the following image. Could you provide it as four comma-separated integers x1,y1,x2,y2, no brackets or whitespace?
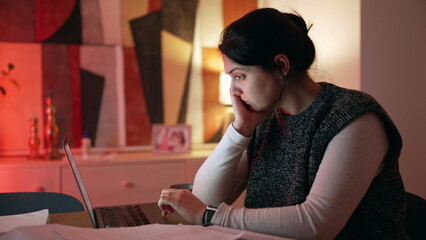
158,188,207,225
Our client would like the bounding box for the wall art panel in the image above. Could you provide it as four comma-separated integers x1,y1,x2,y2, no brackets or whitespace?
163,0,198,43
42,44,75,148
0,0,263,151
124,47,151,146
38,0,82,44
98,0,121,45
161,31,192,125
130,11,163,124
0,0,34,42
80,69,104,146
0,43,42,151
67,45,82,146
81,0,103,45
149,0,162,12
80,45,120,147
121,0,149,47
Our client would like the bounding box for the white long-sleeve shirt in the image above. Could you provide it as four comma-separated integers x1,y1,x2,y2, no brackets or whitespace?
193,112,388,239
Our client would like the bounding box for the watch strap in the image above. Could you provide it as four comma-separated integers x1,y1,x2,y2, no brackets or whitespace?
202,205,217,226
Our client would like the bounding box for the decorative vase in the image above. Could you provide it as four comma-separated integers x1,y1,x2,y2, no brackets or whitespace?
28,115,41,159
44,92,61,160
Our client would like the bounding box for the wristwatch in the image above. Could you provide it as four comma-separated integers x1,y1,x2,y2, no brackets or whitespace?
202,205,217,226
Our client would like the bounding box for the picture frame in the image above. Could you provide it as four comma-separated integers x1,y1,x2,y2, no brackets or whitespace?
152,124,191,154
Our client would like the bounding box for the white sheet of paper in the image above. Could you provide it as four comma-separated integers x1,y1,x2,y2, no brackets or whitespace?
0,223,291,240
0,209,49,233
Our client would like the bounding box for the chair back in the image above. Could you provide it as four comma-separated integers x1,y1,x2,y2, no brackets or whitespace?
406,192,426,240
0,192,84,216
170,183,193,192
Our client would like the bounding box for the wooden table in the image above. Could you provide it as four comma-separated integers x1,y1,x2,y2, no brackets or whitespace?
47,202,189,228
49,211,94,228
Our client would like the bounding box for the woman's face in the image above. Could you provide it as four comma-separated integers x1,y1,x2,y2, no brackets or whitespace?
223,55,283,112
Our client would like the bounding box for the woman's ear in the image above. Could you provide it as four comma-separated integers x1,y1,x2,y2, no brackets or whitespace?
274,54,290,76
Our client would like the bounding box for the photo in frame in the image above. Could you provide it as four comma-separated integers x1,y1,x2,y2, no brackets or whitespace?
152,124,191,154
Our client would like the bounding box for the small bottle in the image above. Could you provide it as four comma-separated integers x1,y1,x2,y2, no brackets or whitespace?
28,115,41,159
44,91,61,160
81,131,91,160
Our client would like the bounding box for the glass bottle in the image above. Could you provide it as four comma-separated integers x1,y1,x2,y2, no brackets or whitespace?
28,115,41,159
44,92,61,160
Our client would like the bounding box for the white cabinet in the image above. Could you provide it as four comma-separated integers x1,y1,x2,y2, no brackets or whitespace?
61,160,187,207
0,164,60,193
0,150,210,207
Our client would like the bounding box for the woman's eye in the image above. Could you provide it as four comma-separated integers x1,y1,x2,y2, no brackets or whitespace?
233,75,243,81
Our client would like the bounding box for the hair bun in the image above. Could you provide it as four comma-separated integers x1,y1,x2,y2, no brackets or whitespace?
284,12,315,71
219,8,316,73
285,13,311,35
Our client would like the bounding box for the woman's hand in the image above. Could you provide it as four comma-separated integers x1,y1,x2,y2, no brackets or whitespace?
231,94,269,137
158,188,207,225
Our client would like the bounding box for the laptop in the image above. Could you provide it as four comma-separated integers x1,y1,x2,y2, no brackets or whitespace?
62,138,189,228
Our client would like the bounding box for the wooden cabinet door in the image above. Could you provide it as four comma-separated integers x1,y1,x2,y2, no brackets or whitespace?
61,161,186,207
0,166,60,193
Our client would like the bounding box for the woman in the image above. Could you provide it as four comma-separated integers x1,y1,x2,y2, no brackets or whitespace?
158,8,408,239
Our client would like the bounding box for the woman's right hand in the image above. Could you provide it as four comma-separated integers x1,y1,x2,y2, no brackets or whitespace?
158,188,206,225
231,94,269,137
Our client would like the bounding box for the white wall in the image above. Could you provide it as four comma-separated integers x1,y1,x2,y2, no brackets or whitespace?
262,0,426,198
260,0,361,90
361,0,426,198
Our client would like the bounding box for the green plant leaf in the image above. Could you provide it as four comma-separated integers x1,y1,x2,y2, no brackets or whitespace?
8,63,14,70
0,86,6,95
9,78,20,89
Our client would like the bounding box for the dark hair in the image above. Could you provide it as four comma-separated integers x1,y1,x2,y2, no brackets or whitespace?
218,8,315,75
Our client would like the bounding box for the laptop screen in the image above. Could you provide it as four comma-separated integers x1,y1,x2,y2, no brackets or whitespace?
63,138,97,227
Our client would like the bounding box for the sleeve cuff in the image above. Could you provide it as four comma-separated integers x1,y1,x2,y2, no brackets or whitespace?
226,123,252,147
210,202,232,226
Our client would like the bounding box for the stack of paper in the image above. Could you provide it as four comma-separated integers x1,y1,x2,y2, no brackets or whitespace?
0,223,291,240
0,209,49,233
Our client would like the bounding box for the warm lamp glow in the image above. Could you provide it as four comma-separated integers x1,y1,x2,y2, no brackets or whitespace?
219,72,232,105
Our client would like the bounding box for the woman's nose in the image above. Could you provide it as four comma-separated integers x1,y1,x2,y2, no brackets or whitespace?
230,81,242,96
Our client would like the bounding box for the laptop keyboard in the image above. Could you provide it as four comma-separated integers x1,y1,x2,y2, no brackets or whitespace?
100,205,151,227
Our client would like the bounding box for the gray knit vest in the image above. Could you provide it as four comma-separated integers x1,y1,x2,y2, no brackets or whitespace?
245,82,408,239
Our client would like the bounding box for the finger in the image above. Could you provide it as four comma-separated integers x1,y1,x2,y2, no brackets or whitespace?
158,196,173,209
160,191,172,199
161,189,177,197
158,203,173,216
163,205,174,213
158,198,171,211
160,204,171,216
230,94,242,107
231,95,251,116
158,195,175,217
